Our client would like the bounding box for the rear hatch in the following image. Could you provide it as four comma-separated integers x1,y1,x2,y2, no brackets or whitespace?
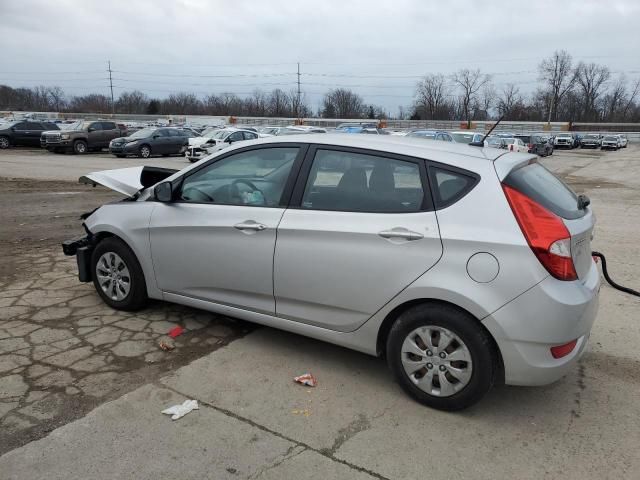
500,161,594,283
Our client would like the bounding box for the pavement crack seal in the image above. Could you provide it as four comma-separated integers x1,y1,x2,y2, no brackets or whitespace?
158,382,391,480
323,413,371,456
248,444,306,479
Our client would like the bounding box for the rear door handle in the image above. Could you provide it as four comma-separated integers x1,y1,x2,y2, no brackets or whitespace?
378,228,423,241
234,220,267,232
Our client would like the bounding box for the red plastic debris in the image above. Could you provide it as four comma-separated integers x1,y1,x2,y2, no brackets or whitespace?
168,326,185,338
294,373,317,387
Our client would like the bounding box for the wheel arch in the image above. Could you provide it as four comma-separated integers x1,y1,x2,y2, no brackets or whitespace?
375,298,504,383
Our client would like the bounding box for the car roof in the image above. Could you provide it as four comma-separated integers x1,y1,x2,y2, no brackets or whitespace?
241,133,509,162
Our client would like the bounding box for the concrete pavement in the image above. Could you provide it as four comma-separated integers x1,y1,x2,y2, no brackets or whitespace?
1,144,639,479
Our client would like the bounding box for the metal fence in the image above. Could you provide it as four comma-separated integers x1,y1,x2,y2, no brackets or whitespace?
2,111,640,140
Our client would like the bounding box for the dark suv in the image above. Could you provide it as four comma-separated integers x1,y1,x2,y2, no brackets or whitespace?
0,121,59,149
41,120,125,154
514,134,553,156
109,127,190,158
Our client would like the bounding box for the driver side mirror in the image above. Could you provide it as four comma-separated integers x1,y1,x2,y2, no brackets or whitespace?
154,181,174,202
88,127,96,132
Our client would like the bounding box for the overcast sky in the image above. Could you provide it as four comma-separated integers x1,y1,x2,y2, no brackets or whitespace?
1,0,639,113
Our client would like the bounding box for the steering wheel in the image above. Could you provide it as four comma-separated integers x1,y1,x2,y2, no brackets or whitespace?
230,179,265,204
182,186,214,202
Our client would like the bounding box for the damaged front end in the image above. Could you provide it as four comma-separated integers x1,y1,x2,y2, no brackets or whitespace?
62,228,95,282
62,165,178,282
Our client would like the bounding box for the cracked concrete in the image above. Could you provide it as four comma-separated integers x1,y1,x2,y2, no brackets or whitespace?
1,146,639,478
0,244,250,455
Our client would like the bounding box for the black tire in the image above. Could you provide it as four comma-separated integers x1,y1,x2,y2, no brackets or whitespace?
73,140,88,154
91,237,148,311
386,303,498,411
138,144,151,158
0,135,10,149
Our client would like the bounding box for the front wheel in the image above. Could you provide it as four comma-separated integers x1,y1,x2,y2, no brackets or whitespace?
73,140,88,154
138,145,151,158
0,136,10,149
91,237,148,311
386,303,498,411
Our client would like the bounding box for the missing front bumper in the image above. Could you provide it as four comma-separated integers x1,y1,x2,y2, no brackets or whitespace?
62,236,94,282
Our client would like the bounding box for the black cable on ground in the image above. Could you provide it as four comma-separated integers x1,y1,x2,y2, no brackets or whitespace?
592,251,640,297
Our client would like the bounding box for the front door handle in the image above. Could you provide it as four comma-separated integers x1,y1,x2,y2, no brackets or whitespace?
378,227,423,241
234,220,267,232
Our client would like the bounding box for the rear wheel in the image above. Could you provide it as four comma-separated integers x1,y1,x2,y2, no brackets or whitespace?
387,303,498,411
73,140,88,154
91,237,148,311
0,136,10,149
138,145,151,158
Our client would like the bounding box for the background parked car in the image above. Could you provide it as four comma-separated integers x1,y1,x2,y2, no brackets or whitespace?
514,134,553,156
601,135,620,150
580,134,602,148
186,127,258,162
0,120,59,149
109,127,190,158
616,134,628,148
554,133,575,149
405,130,453,141
503,138,529,153
41,120,125,154
450,131,484,144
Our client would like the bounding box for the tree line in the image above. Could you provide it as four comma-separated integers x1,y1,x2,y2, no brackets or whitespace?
1,51,639,122
412,50,640,123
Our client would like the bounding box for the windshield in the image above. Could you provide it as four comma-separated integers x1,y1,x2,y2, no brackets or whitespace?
128,127,156,139
407,131,436,139
451,132,475,143
59,121,82,131
604,136,617,141
211,130,231,140
584,134,599,139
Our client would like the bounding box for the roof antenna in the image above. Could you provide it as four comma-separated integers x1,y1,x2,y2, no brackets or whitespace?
470,115,504,147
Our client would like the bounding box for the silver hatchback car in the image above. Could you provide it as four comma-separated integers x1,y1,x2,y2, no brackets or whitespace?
63,134,600,410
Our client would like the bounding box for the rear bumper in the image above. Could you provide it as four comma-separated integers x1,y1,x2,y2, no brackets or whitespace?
482,259,600,386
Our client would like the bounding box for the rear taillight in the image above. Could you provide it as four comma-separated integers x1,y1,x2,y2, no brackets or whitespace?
528,143,533,149
502,185,578,281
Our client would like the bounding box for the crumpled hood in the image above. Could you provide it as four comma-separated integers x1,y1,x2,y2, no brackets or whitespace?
189,136,219,147
79,166,178,197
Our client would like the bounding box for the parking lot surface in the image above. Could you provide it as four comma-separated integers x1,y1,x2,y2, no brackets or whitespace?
1,145,639,479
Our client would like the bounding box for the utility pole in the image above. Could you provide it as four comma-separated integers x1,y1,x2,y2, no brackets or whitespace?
296,62,301,123
108,60,115,115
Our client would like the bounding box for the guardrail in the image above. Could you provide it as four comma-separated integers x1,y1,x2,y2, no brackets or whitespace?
2,111,639,140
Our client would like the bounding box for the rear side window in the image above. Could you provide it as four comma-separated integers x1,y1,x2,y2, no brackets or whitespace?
503,163,584,219
301,149,425,213
429,166,479,209
101,122,116,130
89,122,102,131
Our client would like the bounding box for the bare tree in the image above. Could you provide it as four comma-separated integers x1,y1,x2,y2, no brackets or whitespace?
575,62,610,121
415,74,449,120
538,50,576,122
451,69,490,127
497,83,521,117
622,77,640,120
116,90,149,114
47,86,66,112
321,88,364,118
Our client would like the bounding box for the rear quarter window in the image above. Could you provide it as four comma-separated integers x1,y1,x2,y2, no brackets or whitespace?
428,165,479,209
503,163,584,219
